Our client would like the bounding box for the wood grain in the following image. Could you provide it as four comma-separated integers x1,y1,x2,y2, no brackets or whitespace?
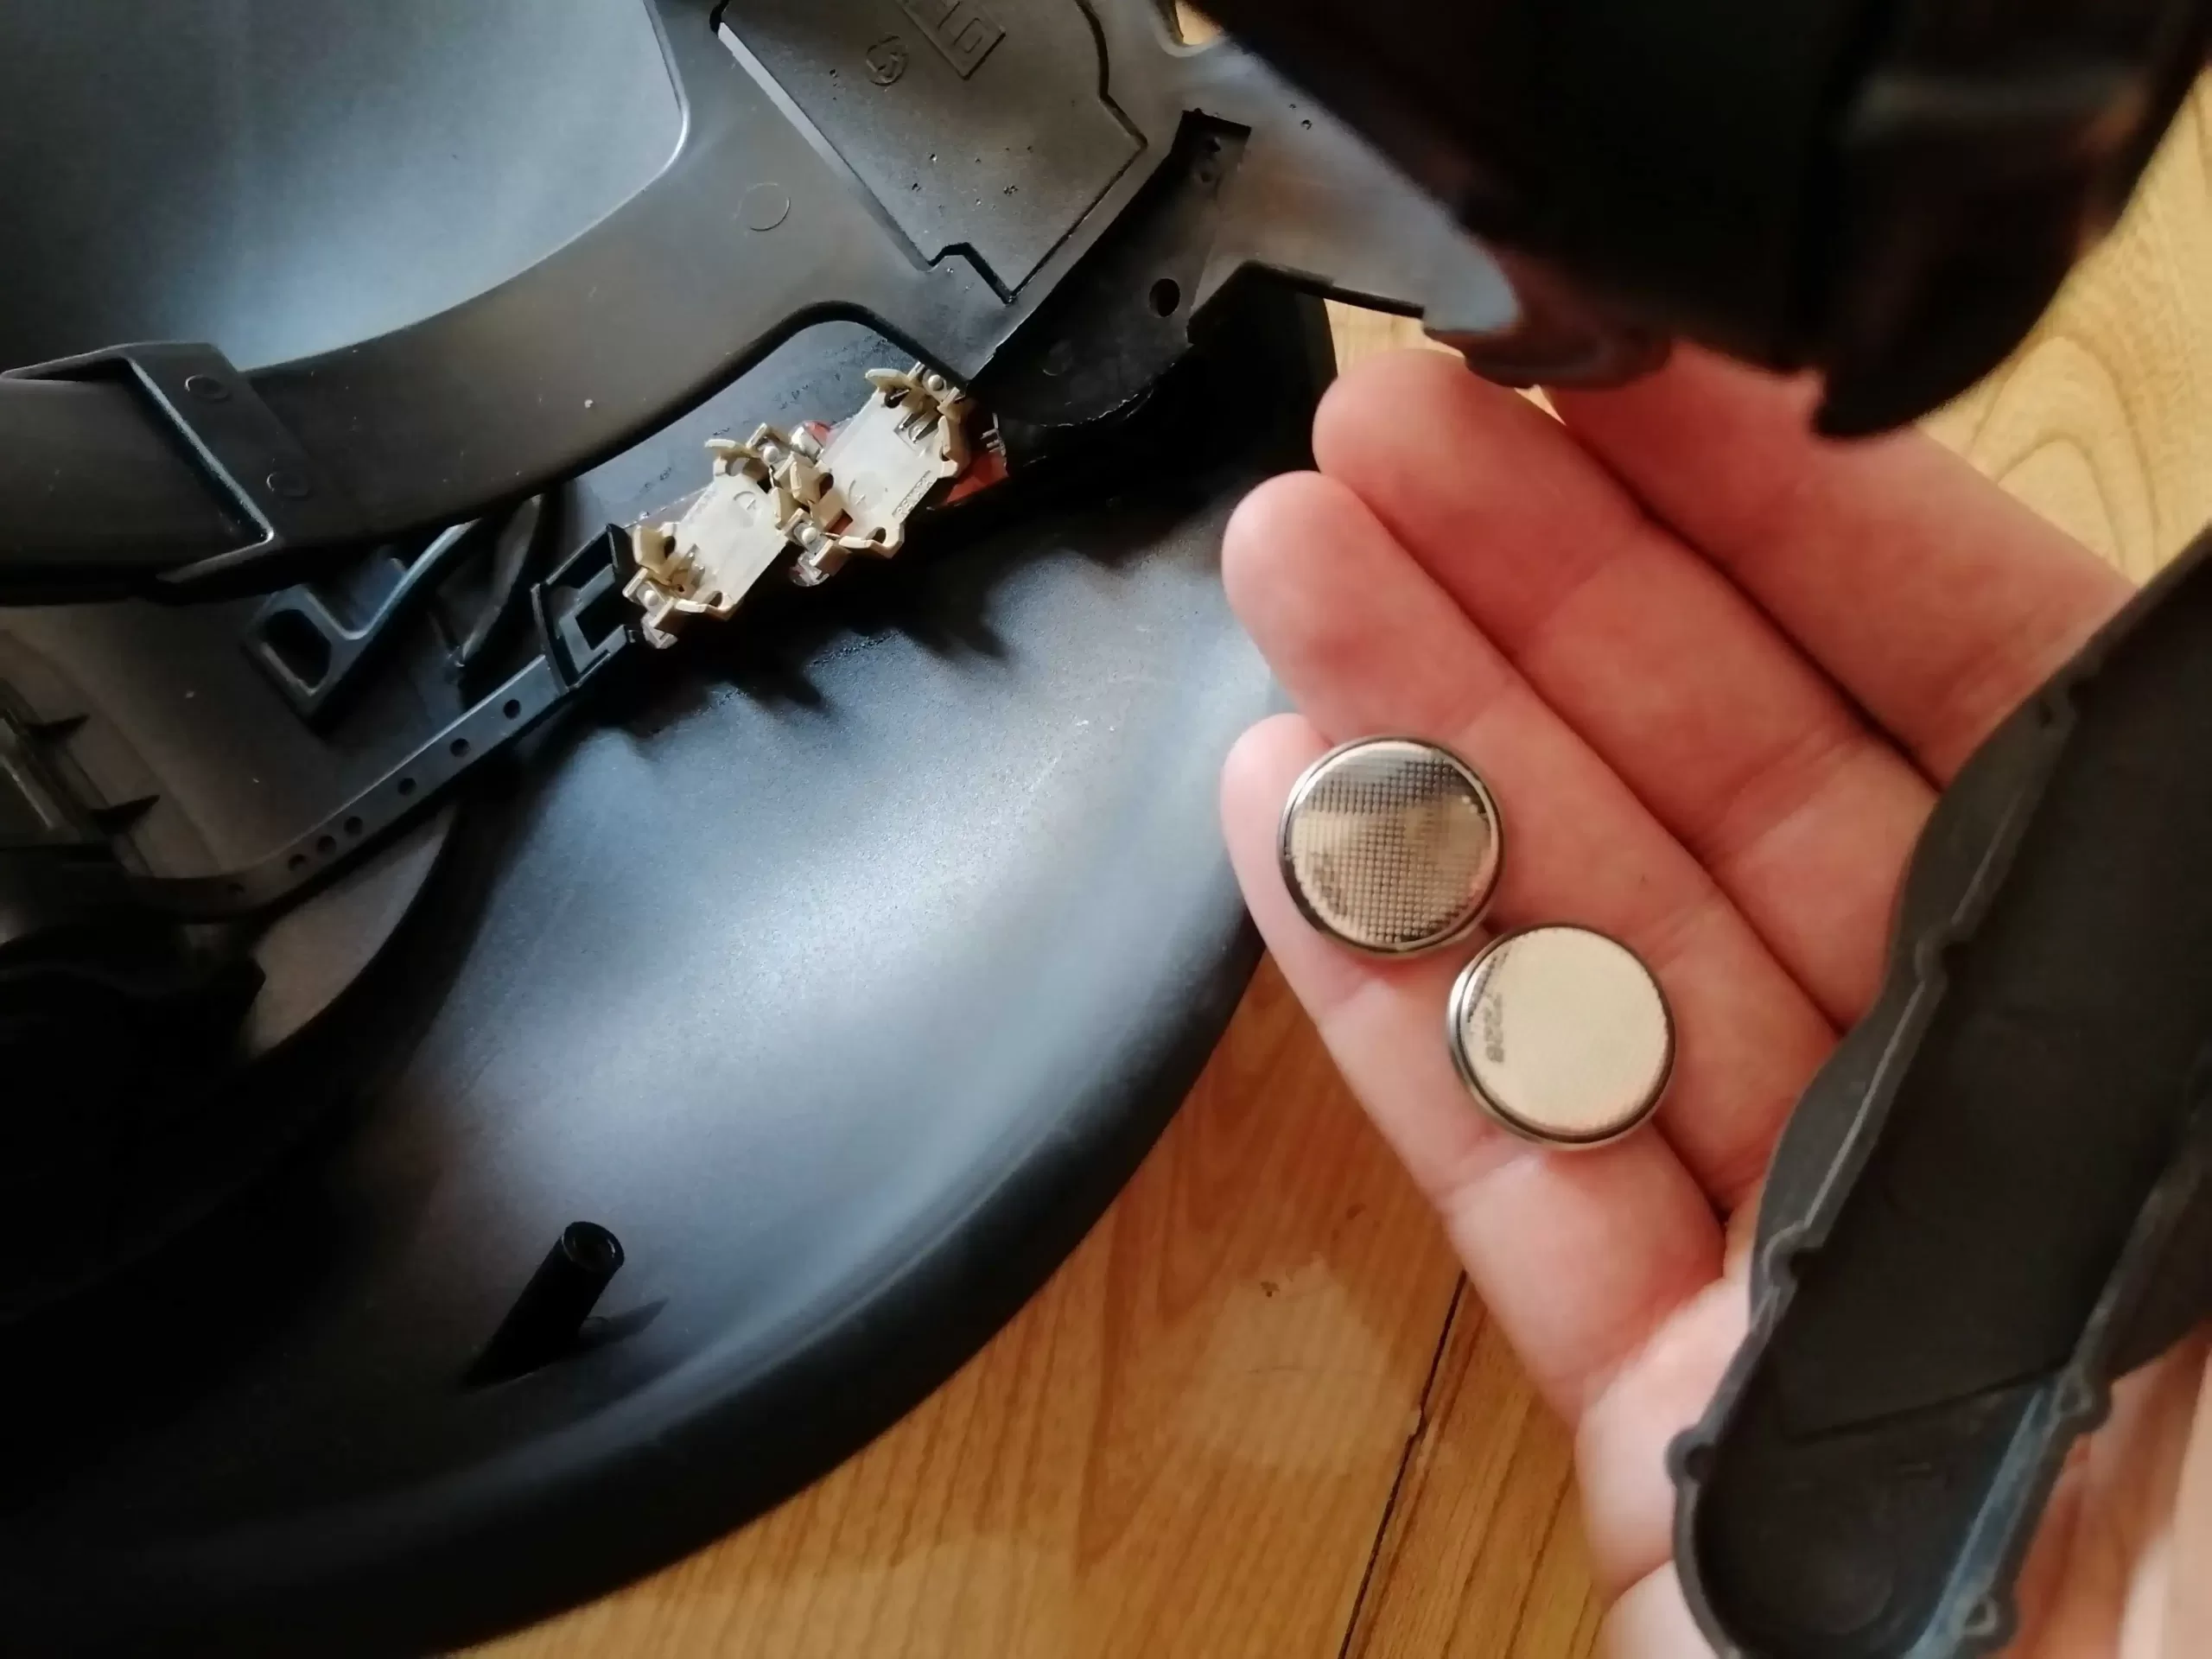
1312,77,2212,1659
483,82,2212,1659
1314,79,2212,1659
478,958,1465,1659
1925,83,2212,578
1343,1292,1602,1659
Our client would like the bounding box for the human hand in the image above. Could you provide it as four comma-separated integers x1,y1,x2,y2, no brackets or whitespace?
1218,347,2212,1656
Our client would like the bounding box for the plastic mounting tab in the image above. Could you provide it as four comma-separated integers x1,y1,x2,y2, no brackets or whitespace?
2,343,367,590
0,0,1531,603
131,526,639,924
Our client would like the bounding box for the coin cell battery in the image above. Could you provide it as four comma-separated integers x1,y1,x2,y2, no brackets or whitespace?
1277,737,1503,957
1447,925,1674,1147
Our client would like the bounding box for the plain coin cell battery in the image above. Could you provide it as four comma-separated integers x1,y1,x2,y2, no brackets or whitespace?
1276,736,1503,957
1447,925,1675,1147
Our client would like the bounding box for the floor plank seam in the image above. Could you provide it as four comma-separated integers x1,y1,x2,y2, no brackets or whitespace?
1498,1453,1579,1656
1335,1274,1470,1659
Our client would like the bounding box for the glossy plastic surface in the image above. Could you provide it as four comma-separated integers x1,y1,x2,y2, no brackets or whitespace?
0,292,1319,1658
1680,530,2212,1658
0,0,1511,592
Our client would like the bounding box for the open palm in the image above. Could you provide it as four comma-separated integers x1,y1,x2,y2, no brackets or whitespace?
1217,349,2212,1656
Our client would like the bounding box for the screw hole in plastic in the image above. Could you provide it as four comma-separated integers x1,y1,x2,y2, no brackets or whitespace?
1961,1597,2004,1639
2055,1374,2096,1420
1675,1440,1715,1483
562,1222,624,1275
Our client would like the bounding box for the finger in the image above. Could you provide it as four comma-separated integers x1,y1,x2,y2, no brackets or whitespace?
1222,715,1721,1416
1550,350,2131,781
1224,471,1834,1206
2030,1338,2207,1656
2162,1344,2212,1657
1600,1565,1716,1659
1574,1276,1744,1595
1312,352,1932,1023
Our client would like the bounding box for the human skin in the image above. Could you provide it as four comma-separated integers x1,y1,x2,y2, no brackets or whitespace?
1217,346,2212,1657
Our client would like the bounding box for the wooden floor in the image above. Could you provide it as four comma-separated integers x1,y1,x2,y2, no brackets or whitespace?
482,85,2212,1659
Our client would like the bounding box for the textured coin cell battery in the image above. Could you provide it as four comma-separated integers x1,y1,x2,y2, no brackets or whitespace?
1276,736,1504,957
1447,925,1675,1147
